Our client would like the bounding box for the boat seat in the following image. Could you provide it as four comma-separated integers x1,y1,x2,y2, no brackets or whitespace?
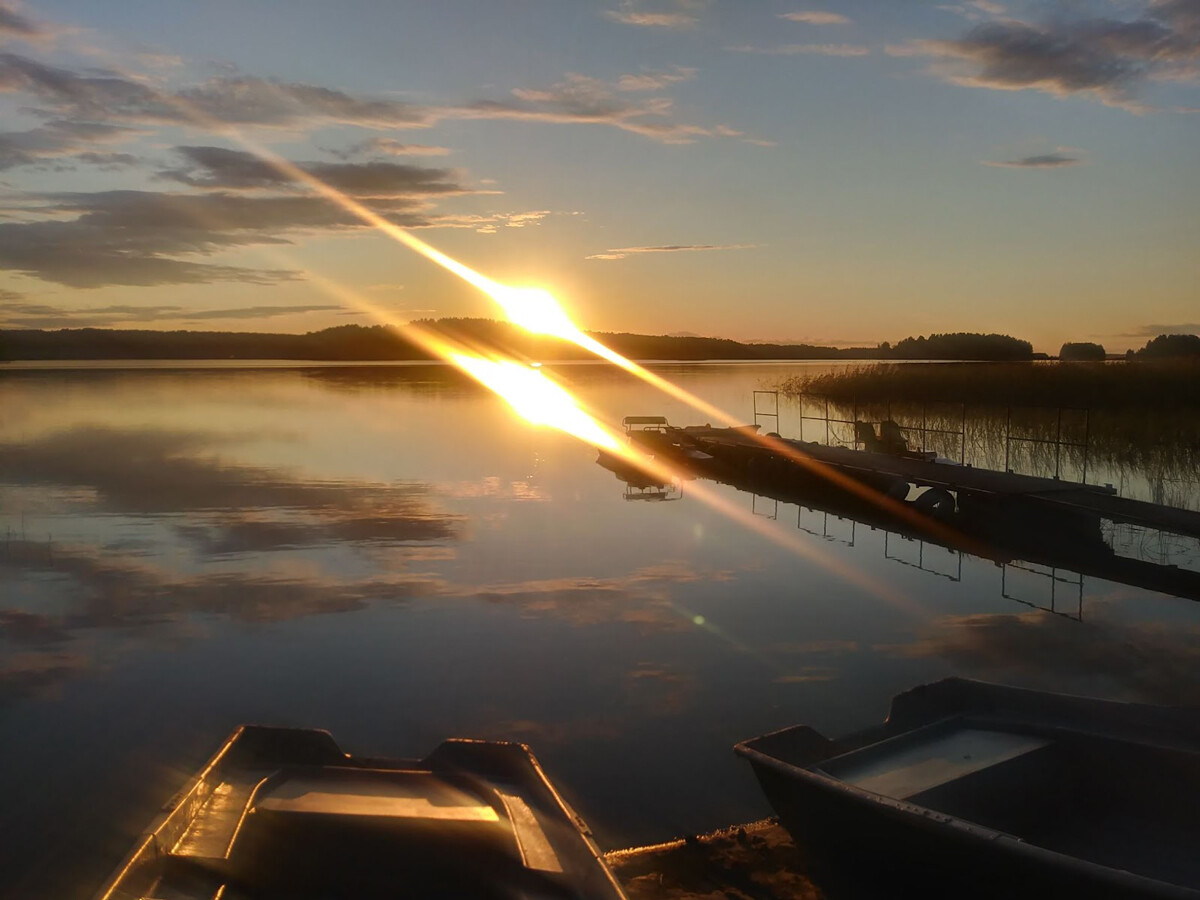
821,726,1050,800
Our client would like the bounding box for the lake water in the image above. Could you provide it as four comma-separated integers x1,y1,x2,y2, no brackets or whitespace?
3,361,1200,900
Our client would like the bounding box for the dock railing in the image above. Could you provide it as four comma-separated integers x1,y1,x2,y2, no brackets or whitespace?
789,392,1093,482
1001,561,1084,621
795,392,967,463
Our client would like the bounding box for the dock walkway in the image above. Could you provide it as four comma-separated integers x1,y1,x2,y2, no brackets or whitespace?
646,426,1200,540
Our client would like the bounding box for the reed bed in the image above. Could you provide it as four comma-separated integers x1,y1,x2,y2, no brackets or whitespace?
776,362,1200,508
778,360,1200,409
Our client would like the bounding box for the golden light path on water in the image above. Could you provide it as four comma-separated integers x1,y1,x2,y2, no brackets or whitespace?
305,275,911,610
69,63,922,613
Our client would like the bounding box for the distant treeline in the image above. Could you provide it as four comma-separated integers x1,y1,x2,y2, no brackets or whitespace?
1058,335,1200,361
0,321,1046,362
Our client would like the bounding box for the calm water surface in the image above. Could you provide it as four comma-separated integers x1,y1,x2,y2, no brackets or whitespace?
2,361,1199,900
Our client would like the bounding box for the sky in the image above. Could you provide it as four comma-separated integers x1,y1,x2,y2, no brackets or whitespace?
0,0,1196,352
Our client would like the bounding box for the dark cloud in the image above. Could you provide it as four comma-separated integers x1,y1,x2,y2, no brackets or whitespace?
0,301,343,328
0,217,296,288
893,1,1200,107
0,189,432,288
0,52,430,129
161,145,464,196
0,120,143,170
984,152,1084,168
72,151,139,168
0,2,47,38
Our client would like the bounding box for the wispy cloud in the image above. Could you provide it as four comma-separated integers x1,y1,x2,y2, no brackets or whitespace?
449,72,733,144
333,137,452,158
780,11,852,26
603,0,702,29
983,152,1084,168
727,43,869,57
937,1,1006,23
0,52,433,129
1118,323,1200,337
616,66,697,92
586,243,755,260
0,50,733,150
890,1,1200,110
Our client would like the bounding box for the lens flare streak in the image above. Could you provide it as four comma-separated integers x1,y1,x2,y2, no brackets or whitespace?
84,61,935,607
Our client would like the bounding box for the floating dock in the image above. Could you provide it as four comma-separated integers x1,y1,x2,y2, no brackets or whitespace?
626,421,1200,542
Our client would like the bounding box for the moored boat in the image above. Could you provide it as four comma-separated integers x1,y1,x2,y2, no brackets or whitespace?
736,678,1200,899
93,725,626,899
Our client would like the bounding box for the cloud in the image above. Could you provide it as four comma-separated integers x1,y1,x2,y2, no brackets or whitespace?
603,0,700,29
896,608,1200,705
726,43,870,56
0,119,143,170
0,187,442,288
3,539,439,627
461,561,732,631
586,242,755,260
161,145,466,196
0,219,298,287
1,51,732,147
616,66,697,92
450,72,725,143
891,2,1200,108
983,152,1084,168
0,426,461,542
0,301,343,328
938,1,1007,22
780,11,853,25
0,1,51,39
425,209,551,234
1118,323,1200,337
335,137,452,158
0,52,432,129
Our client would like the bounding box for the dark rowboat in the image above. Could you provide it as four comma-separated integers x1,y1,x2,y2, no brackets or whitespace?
736,678,1200,899
93,725,626,899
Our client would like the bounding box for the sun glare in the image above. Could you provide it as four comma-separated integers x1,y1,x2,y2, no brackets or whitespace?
449,353,621,451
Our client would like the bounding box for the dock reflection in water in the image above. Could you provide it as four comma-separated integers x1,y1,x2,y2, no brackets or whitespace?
605,418,1200,610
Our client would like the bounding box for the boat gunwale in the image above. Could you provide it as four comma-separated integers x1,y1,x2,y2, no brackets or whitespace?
735,680,1200,899
90,729,628,900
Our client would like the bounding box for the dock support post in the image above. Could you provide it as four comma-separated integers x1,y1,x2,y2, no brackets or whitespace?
1082,410,1090,484
960,403,966,466
1055,407,1063,479
1004,407,1012,472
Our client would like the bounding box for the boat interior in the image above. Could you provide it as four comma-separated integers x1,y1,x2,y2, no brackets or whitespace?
96,727,613,900
816,716,1200,890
